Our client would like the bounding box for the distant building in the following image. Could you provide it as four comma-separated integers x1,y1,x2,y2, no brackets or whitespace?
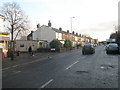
106,39,116,44
94,39,99,44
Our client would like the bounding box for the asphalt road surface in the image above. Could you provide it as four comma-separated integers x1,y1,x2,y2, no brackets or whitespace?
2,45,119,88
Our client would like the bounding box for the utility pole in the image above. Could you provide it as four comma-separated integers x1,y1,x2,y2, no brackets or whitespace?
70,17,75,33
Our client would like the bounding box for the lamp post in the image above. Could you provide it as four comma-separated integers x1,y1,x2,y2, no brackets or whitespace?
70,17,75,33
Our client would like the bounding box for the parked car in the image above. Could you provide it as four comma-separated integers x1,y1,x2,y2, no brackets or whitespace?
82,44,95,55
106,43,119,54
119,47,120,54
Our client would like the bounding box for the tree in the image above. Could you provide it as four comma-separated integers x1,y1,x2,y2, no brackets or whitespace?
50,39,62,48
116,31,120,46
110,33,117,39
64,39,73,48
1,2,30,40
76,43,81,48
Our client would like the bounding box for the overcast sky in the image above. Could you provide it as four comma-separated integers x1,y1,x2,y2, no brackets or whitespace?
0,0,119,41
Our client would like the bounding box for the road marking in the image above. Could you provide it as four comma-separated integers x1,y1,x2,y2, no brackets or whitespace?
12,65,18,67
2,67,11,71
13,71,21,74
66,61,79,70
40,79,53,88
78,57,86,60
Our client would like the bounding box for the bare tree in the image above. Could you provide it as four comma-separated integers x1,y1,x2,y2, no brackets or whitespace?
1,2,30,40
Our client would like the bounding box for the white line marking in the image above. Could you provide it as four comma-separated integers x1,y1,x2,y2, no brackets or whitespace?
66,61,79,70
40,79,53,88
78,56,86,60
13,71,21,74
12,65,18,67
2,67,11,71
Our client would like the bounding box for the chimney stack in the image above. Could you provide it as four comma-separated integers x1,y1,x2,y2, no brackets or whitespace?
72,31,75,34
37,24,40,28
76,33,78,36
59,27,62,31
48,20,52,27
31,31,34,33
79,34,81,37
67,30,69,33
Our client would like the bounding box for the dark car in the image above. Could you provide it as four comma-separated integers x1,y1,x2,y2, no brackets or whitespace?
106,43,119,54
82,44,95,55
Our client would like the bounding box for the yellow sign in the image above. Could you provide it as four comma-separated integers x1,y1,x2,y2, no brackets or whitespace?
0,34,9,37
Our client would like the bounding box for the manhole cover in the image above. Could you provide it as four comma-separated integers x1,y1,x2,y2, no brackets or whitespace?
100,65,114,69
76,71,89,74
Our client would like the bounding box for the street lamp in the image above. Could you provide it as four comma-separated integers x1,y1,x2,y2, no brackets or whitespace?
70,17,75,33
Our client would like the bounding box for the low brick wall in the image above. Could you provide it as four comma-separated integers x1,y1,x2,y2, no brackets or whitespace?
37,48,50,52
36,47,81,53
58,48,66,53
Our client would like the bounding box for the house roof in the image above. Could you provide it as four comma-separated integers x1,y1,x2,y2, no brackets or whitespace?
0,14,5,20
41,25,82,37
51,27,63,33
0,14,4,17
42,25,67,34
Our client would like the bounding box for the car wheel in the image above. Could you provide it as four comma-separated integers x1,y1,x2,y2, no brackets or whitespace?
82,51,85,55
106,51,109,54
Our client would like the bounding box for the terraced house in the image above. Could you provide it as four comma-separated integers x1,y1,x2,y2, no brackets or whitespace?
33,21,98,48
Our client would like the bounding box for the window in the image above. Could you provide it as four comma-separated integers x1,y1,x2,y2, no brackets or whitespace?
0,41,4,43
20,44,24,47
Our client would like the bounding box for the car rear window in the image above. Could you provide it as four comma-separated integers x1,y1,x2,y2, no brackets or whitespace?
84,45,92,48
109,44,118,47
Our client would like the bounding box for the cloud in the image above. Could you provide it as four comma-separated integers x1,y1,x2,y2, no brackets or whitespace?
79,20,117,32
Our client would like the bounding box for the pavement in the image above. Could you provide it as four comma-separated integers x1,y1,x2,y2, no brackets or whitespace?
2,52,59,69
2,48,79,69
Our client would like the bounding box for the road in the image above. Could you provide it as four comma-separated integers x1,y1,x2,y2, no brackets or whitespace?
2,45,119,88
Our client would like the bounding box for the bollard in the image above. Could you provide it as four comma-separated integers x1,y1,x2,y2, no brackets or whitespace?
10,48,14,60
10,52,14,60
16,51,20,56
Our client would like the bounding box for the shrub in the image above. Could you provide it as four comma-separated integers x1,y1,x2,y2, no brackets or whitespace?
64,39,73,48
76,43,81,48
50,39,62,49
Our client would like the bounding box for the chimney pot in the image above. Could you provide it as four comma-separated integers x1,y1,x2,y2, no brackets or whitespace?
67,30,69,33
37,24,40,28
59,27,62,31
48,20,52,27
